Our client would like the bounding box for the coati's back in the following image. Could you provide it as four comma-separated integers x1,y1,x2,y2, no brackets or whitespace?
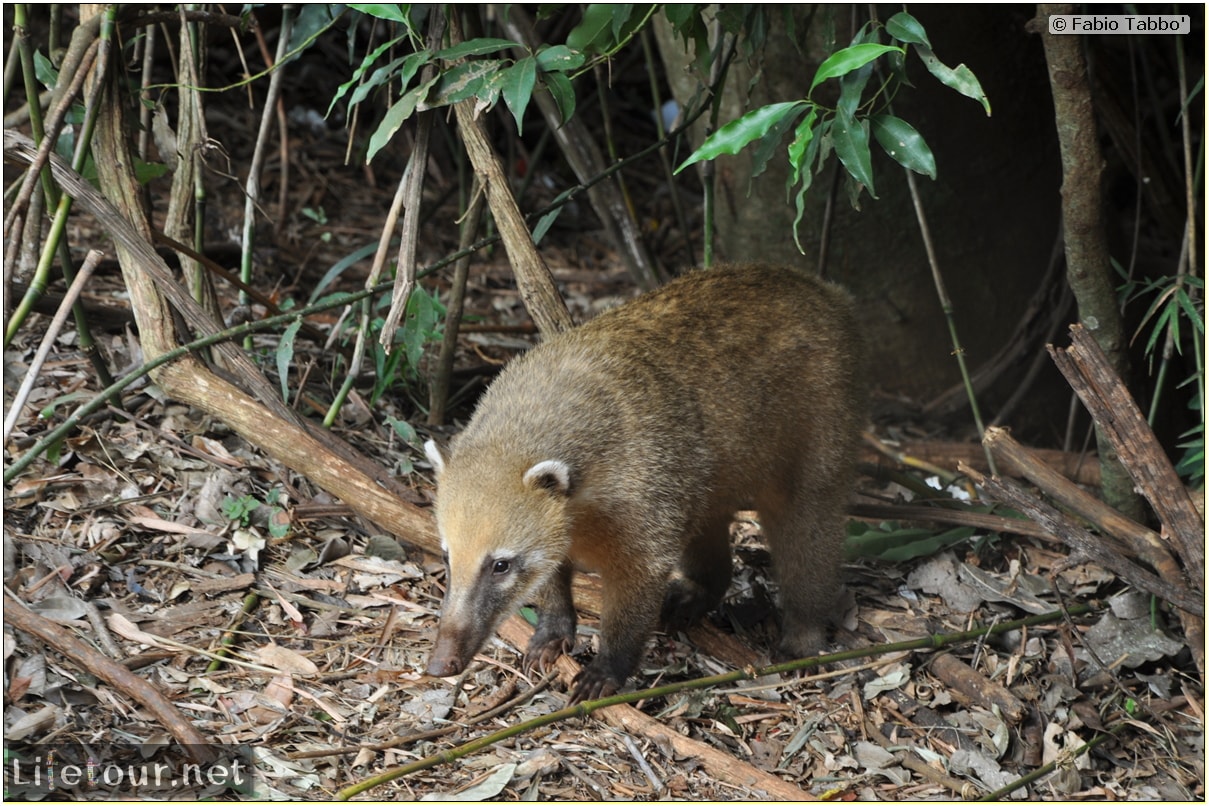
450,262,863,504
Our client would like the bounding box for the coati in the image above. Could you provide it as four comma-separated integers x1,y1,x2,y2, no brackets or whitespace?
423,262,866,703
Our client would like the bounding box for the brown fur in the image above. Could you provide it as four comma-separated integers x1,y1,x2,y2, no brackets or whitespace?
424,263,867,702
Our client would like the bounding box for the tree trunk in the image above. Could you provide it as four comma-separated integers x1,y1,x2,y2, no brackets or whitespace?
654,7,1065,431
1039,3,1143,519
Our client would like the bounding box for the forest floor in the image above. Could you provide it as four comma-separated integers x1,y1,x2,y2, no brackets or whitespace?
4,35,1205,800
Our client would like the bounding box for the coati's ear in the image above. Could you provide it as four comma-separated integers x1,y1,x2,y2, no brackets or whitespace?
523,459,572,495
424,439,446,474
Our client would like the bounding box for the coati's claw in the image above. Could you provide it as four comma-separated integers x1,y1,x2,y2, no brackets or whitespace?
569,666,619,704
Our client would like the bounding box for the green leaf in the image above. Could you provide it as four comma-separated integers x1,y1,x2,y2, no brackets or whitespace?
502,57,537,135
611,4,636,39
787,106,819,186
1176,286,1205,334
133,158,169,184
536,45,585,72
400,286,442,372
844,523,976,562
39,390,92,419
277,317,303,403
832,109,875,197
346,50,425,113
663,4,696,32
533,205,564,245
1146,304,1174,357
1176,421,1205,483
663,5,710,73
327,34,409,116
913,43,991,116
750,106,803,180
310,243,380,304
676,101,807,173
885,12,930,46
791,116,828,253
349,4,412,24
426,60,501,108
222,494,260,525
366,74,437,163
268,516,290,540
33,50,59,89
870,114,936,178
543,70,576,123
809,43,901,94
435,38,518,60
566,4,615,52
836,56,874,120
289,4,344,54
386,415,418,444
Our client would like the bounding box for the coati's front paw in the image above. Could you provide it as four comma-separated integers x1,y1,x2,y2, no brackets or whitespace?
569,664,621,704
524,631,574,672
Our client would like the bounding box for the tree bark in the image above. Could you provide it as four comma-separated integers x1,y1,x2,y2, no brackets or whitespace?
452,97,573,336
1038,4,1142,519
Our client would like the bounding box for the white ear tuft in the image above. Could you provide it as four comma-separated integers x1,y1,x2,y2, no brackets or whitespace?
424,439,446,473
523,459,572,495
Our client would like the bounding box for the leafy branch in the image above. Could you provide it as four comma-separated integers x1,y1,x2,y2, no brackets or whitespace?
674,11,990,251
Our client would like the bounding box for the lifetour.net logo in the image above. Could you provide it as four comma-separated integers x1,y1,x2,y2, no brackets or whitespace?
5,744,255,800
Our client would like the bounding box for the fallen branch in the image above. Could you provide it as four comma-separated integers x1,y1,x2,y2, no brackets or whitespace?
980,426,1205,679
962,464,1203,616
3,594,216,764
7,117,442,559
984,427,1191,591
1048,324,1205,590
862,437,1101,487
928,653,1027,725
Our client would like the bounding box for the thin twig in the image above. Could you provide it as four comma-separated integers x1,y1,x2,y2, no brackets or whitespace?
904,169,996,476
240,6,294,310
975,719,1127,802
4,249,101,441
380,12,445,347
429,179,486,425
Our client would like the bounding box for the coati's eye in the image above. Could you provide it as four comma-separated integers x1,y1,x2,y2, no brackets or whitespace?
492,559,511,575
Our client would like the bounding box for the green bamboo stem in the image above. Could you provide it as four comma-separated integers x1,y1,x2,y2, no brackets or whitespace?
5,5,97,347
206,592,262,674
240,5,295,351
903,169,998,477
6,7,118,391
